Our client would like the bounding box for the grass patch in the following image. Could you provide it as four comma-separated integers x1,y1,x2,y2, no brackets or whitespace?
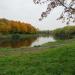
0,38,75,75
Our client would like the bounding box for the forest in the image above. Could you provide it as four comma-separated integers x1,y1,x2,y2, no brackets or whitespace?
0,18,37,34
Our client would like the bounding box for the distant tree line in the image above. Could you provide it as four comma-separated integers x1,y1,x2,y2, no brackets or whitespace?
0,18,37,34
38,30,52,34
53,26,75,39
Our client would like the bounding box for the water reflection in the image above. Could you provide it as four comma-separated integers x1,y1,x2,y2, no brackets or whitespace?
0,35,55,48
31,36,55,47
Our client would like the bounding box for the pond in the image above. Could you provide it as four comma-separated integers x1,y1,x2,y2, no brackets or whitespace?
0,35,56,48
31,36,55,47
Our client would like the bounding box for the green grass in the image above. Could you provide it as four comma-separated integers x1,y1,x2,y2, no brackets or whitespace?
0,38,75,75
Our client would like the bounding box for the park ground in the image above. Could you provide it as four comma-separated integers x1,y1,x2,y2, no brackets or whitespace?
0,38,75,75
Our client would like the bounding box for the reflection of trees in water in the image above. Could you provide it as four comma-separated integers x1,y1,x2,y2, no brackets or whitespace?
0,34,53,48
0,37,38,48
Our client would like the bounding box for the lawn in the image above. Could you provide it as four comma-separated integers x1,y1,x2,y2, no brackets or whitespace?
0,38,75,75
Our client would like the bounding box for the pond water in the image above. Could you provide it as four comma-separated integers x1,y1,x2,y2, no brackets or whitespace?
0,35,56,48
31,36,55,47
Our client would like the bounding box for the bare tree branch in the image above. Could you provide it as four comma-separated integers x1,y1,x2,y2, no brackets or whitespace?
33,0,75,24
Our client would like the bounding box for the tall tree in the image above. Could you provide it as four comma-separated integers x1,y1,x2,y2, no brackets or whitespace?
33,0,75,24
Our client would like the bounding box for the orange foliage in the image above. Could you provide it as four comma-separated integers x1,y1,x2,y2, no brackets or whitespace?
0,18,37,34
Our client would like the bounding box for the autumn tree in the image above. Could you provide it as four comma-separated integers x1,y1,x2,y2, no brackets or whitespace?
33,0,75,24
0,18,37,34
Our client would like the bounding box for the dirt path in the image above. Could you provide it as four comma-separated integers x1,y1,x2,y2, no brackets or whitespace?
14,43,65,51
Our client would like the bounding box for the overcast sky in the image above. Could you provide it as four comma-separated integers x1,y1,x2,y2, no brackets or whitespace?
0,0,74,30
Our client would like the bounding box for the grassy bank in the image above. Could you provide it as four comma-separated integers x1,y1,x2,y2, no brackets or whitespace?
0,38,75,75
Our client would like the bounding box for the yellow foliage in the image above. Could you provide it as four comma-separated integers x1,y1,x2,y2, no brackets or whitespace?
0,18,37,34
